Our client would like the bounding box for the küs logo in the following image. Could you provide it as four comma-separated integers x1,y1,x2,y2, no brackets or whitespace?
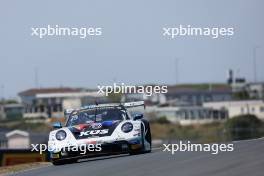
79,129,109,137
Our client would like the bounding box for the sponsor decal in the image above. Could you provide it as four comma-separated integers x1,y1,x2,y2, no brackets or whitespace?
86,140,97,145
102,121,114,127
73,124,89,131
91,123,102,129
79,129,109,137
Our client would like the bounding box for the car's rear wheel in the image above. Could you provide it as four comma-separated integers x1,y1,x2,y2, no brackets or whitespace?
144,121,152,153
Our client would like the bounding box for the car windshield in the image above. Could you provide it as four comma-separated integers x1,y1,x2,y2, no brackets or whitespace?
66,108,126,126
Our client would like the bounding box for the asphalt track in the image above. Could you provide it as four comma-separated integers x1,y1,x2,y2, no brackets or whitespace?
11,138,264,176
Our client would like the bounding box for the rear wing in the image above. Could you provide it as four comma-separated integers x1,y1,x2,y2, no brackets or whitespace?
64,101,145,116
123,101,145,109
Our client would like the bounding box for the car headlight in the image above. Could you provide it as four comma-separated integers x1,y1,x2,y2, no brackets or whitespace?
121,122,133,133
55,130,67,141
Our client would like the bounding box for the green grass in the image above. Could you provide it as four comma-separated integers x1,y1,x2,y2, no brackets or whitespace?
150,115,264,143
150,122,229,143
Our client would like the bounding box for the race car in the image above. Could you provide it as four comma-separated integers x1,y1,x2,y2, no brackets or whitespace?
48,101,151,165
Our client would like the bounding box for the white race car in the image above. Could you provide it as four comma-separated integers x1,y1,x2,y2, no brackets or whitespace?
48,101,152,165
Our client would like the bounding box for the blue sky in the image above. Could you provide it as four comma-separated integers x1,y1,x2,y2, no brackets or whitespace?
0,0,263,98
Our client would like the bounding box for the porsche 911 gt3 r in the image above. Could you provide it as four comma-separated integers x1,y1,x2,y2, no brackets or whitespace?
48,101,152,165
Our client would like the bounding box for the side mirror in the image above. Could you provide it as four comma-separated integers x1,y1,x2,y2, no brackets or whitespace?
53,122,62,129
133,113,143,120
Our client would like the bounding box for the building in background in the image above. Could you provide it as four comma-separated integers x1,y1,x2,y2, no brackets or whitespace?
6,130,30,149
164,85,232,106
122,84,232,106
18,87,107,119
146,106,227,125
0,131,8,149
245,83,264,100
0,130,48,149
226,69,264,100
203,100,264,120
226,68,248,93
123,93,167,105
0,103,24,120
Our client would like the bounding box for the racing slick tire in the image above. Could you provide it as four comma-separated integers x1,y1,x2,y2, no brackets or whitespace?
129,121,152,155
144,120,152,153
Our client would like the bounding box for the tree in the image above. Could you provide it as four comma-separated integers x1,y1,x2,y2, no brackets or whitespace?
107,92,123,103
156,116,170,124
225,114,263,140
232,91,250,100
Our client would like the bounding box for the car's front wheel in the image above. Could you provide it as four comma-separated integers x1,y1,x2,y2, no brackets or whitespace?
129,121,152,154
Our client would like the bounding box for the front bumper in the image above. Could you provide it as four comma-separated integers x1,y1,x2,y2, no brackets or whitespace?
50,138,142,159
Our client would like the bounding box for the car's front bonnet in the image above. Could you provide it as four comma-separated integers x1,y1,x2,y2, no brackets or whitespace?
69,120,121,139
